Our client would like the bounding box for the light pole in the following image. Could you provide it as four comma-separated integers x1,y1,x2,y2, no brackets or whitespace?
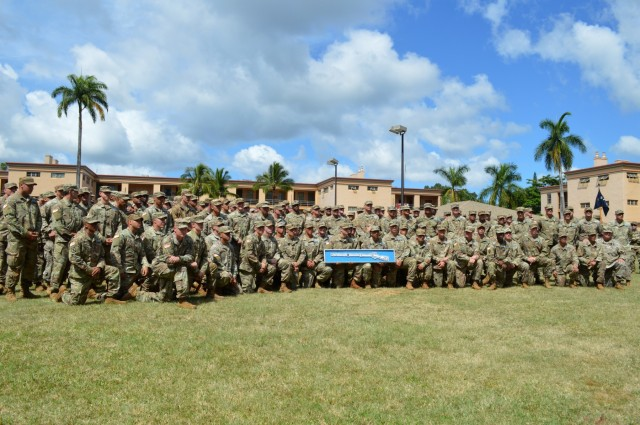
327,158,339,205
389,125,407,205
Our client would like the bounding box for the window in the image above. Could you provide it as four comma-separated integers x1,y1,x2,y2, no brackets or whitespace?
628,200,638,206
597,174,609,187
547,194,552,204
307,192,315,202
26,171,40,177
627,173,639,183
51,172,65,178
578,177,590,189
580,202,590,209
564,192,568,208
367,186,378,192
348,185,359,190
323,187,328,193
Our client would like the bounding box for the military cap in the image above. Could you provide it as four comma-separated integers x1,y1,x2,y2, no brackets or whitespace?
497,215,505,220
525,207,533,213
140,191,148,196
476,223,485,229
444,211,451,216
340,222,353,229
208,217,222,226
587,228,597,235
357,208,364,213
399,222,409,229
388,219,399,228
318,222,327,228
253,220,265,229
83,215,101,224
281,200,290,206
615,209,624,215
99,186,113,193
235,198,245,204
370,226,381,232
211,199,223,206
311,204,320,210
175,219,190,229
387,206,396,212
374,205,383,210
503,227,512,234
545,204,554,210
198,200,208,207
400,204,411,211
128,213,143,221
423,202,434,209
274,204,284,211
558,230,568,238
41,191,55,198
304,221,315,228
602,225,613,233
259,202,271,209
464,226,475,233
479,210,488,215
286,223,300,230
331,205,340,211
180,189,192,197
364,200,373,205
150,191,165,198
415,228,426,236
4,182,17,190
494,226,505,234
291,200,300,206
324,206,332,210
347,211,355,216
64,184,78,192
218,225,232,234
412,208,420,213
567,206,574,211
468,210,477,215
516,207,525,213
563,210,572,215
436,224,447,231
584,206,593,212
164,200,173,207
19,177,37,186
529,223,539,230
130,191,140,198
152,211,167,220
632,221,638,226
450,203,459,209
79,187,91,195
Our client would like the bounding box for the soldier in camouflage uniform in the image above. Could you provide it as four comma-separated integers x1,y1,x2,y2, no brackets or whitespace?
428,224,456,288
41,185,64,289
359,226,387,288
60,215,124,305
380,206,398,235
3,177,43,301
109,213,149,300
354,201,379,235
475,223,495,287
558,210,579,246
629,222,640,274
170,190,197,220
259,220,280,292
0,182,18,294
550,231,579,287
277,224,305,292
186,216,210,297
418,203,439,238
228,198,251,261
611,209,632,284
49,185,84,299
409,228,431,288
138,212,167,294
239,221,275,294
284,200,306,229
488,227,529,289
76,187,92,217
89,186,126,262
143,192,173,234
520,223,553,288
538,204,559,250
397,205,416,237
327,222,361,288
577,207,601,243
453,226,482,289
209,226,237,297
144,219,196,308
576,229,600,287
203,199,228,237
446,204,467,240
511,207,531,242
597,226,629,290
383,221,417,289
300,222,332,288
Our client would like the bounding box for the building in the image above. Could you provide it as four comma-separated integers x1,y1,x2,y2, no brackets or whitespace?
539,152,640,222
1,156,441,211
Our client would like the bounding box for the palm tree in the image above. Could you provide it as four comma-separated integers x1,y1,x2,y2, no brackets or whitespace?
433,165,469,203
253,162,294,202
480,163,522,208
534,112,586,215
210,168,236,199
51,74,108,187
180,163,215,200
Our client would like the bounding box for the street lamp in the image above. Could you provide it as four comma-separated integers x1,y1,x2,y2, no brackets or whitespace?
327,158,339,205
389,125,407,205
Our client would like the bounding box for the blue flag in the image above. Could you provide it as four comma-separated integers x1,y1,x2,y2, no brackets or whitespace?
594,189,609,216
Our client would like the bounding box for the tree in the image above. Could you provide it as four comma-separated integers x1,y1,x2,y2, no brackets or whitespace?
433,165,469,203
480,163,522,208
253,162,294,202
534,112,586,215
51,74,108,187
0,162,6,171
210,168,236,199
180,163,215,200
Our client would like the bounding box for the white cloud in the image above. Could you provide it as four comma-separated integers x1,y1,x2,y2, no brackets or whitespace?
496,28,532,57
0,64,18,80
232,145,289,177
612,135,640,156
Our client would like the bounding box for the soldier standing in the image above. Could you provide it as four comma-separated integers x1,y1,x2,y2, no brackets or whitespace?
0,182,18,295
143,192,173,234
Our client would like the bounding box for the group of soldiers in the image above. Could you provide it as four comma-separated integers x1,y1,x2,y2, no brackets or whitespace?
1,177,637,309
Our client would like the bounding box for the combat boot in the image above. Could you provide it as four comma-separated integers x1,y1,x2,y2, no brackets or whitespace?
280,283,292,293
177,299,197,309
544,278,552,289
405,282,414,290
522,282,529,289
5,288,17,302
488,282,497,290
365,284,372,289
128,283,139,298
55,285,66,303
0,284,5,295
197,285,207,297
596,283,604,290
482,274,491,285
421,283,429,289
21,286,38,299
87,288,98,299
349,279,363,290
471,281,481,290
104,297,126,305
314,281,323,289
257,287,271,294
614,283,625,290
447,283,454,290
34,283,47,292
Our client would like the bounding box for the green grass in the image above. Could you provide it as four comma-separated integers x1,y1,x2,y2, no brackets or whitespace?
1,278,639,424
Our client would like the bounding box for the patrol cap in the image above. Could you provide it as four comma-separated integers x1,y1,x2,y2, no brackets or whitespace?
318,223,327,228
83,215,101,225
450,203,459,209
208,217,222,226
235,198,245,204
529,223,539,230
324,206,332,211
468,210,477,215
311,204,320,210
564,210,571,216
387,206,397,212
286,223,299,230
64,184,78,192
476,223,486,229
423,203,434,209
41,191,56,198
4,182,17,190
497,215,506,220
218,226,232,234
588,229,597,235
276,219,286,227
416,228,426,236
567,206,574,211
357,208,364,214
79,187,91,195
263,220,274,227
291,200,300,206
436,224,447,231
304,221,315,228
332,205,340,211
399,222,409,230
131,191,141,198
152,211,167,220
364,200,373,205
545,204,554,210
119,192,131,201
340,222,353,229
347,211,355,217
128,213,143,221
400,204,411,211
192,216,205,224
370,226,381,232
99,186,113,193
180,189,192,197
464,226,475,233
444,212,451,216
516,207,525,213
494,226,505,234
19,177,37,186
558,230,568,238
254,221,266,229
211,199,223,206
337,204,344,209
632,221,638,226
152,191,166,198
175,219,190,229
503,227,512,234
374,205,383,210
615,209,624,215
140,190,149,196
388,219,399,228
525,208,533,213
228,199,237,207
602,225,613,233
584,206,593,212
198,200,208,207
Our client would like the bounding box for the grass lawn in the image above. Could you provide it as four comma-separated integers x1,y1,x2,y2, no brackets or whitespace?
1,277,639,424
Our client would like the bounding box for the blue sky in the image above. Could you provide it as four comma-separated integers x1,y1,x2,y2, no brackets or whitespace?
1,0,639,193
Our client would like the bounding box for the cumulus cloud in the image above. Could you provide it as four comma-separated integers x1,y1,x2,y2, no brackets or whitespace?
612,135,640,156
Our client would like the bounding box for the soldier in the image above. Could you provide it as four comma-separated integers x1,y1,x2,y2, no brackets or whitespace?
520,223,553,288
558,210,579,246
3,177,42,301
60,215,124,305
110,213,149,300
138,211,167,295
208,225,237,297
576,229,600,287
428,224,456,288
328,222,360,288
203,199,228,236
577,207,601,242
49,185,83,300
89,186,126,259
360,226,387,288
251,202,276,229
0,182,18,294
382,221,417,289
502,228,530,288
285,200,305,229
397,205,415,237
538,204,559,250
380,206,398,235
511,207,530,242
143,192,173,234
475,223,495,287
239,221,273,294
260,220,280,292
467,210,478,228
453,226,482,289
409,228,431,288
140,219,196,308
629,222,640,274
354,200,379,235
170,189,197,220
446,204,467,240
299,222,332,289
277,224,305,292
35,191,56,291
478,211,492,238
596,226,629,290
41,185,64,290
325,205,347,235
550,231,579,287
76,187,92,216
187,216,210,296
611,209,632,285
420,203,439,238
228,198,251,260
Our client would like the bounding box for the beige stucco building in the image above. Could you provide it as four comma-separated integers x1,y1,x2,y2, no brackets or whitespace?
539,152,640,222
1,156,441,211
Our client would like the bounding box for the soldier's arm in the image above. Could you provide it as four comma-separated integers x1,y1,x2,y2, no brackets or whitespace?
110,232,125,273
178,239,194,265
69,238,92,274
242,236,261,268
4,199,29,239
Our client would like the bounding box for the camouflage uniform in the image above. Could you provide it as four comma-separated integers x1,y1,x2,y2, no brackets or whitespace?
260,231,280,290
597,237,629,287
0,194,11,288
558,220,579,246
143,204,174,234
50,197,83,292
428,233,456,287
360,232,387,288
187,227,209,291
629,227,640,273
409,234,432,286
327,228,359,287
89,200,126,257
299,232,332,288
577,217,601,242
277,230,305,290
452,232,482,288
576,239,600,287
549,242,579,287
538,214,559,249
520,232,553,285
239,231,272,293
446,215,467,240
209,240,237,292
382,230,417,287
41,196,60,285
111,227,150,297
475,233,495,284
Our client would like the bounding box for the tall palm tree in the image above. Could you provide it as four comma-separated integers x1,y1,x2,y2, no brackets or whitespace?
180,163,215,200
253,162,294,202
210,168,236,199
51,74,108,187
433,165,469,203
534,112,586,215
480,163,522,208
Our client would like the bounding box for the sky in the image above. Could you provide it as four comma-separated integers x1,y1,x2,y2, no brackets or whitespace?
1,0,639,193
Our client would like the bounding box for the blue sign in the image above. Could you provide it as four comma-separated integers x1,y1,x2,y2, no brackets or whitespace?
324,249,396,264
